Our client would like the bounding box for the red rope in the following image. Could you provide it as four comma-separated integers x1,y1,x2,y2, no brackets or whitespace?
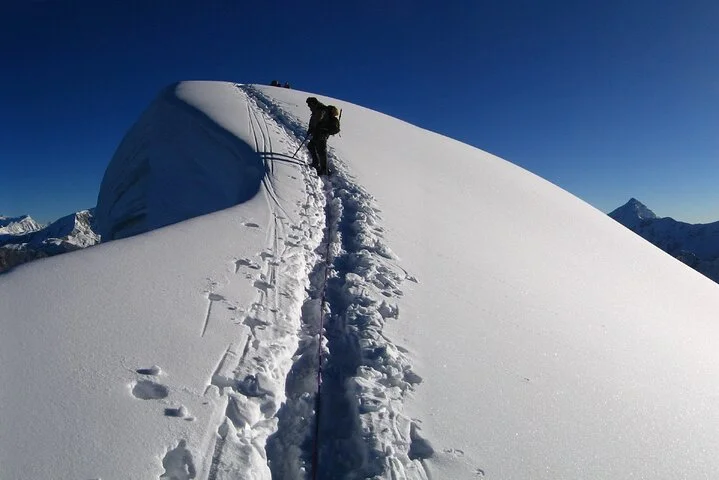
311,187,333,480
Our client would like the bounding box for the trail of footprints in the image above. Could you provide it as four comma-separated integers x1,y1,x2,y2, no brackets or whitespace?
137,85,427,478
241,85,431,479
130,365,193,420
128,365,199,479
202,205,323,477
196,101,326,478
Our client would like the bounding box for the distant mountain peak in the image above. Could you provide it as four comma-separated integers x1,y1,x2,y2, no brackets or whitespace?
0,209,99,272
609,198,658,225
0,214,32,224
608,198,719,283
0,215,42,235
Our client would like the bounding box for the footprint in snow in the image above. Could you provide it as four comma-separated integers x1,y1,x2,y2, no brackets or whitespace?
164,405,191,419
409,423,434,460
243,315,269,330
136,365,162,376
160,439,196,480
131,380,169,400
235,258,261,271
207,293,225,303
254,279,274,292
443,448,465,457
404,370,423,385
236,374,271,398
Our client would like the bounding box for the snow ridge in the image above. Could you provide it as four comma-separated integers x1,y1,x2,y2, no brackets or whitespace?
244,86,429,479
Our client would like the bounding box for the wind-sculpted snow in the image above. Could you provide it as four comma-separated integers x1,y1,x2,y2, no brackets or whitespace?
95,82,265,240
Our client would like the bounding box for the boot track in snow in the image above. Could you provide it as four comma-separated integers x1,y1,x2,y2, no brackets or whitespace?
196,88,325,480
201,85,432,480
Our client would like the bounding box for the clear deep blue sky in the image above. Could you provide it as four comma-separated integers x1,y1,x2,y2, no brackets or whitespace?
2,0,718,223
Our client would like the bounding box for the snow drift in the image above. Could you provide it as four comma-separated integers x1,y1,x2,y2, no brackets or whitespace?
95,82,265,240
3,81,719,480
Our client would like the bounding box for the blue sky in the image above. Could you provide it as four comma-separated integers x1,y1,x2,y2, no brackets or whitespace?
2,0,718,224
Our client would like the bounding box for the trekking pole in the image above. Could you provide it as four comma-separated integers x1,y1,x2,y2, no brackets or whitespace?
292,134,309,158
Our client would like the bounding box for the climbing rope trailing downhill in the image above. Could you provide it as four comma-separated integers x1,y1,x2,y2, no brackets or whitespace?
311,183,334,480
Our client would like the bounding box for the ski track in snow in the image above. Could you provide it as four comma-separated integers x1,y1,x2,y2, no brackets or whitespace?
241,85,430,480
190,88,325,480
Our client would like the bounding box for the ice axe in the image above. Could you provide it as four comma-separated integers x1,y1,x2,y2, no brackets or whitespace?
292,134,309,159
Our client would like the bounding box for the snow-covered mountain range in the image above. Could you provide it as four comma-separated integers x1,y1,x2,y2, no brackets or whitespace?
0,209,99,272
609,198,719,283
0,214,42,235
3,82,719,479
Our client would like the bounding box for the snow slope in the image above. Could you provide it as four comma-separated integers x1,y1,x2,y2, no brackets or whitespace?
3,81,719,479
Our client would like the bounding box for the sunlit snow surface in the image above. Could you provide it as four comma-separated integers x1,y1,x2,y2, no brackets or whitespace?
2,81,719,479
